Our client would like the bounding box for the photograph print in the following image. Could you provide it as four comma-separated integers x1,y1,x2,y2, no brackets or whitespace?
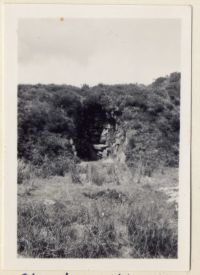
17,12,187,260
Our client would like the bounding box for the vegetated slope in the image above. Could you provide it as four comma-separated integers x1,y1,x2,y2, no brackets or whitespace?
17,73,180,259
18,72,180,179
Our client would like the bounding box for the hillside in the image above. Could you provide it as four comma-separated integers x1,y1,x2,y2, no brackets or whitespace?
18,72,180,179
17,72,180,258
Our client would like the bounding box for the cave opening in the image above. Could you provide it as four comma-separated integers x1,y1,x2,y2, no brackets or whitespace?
74,101,115,161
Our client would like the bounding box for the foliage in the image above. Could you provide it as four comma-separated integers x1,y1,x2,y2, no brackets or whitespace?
18,72,180,178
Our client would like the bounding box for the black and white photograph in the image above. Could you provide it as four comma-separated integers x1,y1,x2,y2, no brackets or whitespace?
17,17,181,259
2,3,192,271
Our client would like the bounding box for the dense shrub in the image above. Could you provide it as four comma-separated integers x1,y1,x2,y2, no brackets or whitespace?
39,156,72,177
18,72,180,177
152,77,166,87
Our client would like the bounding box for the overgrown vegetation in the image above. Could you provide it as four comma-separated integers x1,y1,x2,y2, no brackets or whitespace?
18,72,180,178
18,73,180,258
18,168,178,258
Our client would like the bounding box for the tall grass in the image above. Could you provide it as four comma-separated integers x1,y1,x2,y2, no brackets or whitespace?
18,201,120,258
18,159,178,258
90,165,106,186
18,188,177,258
128,204,177,258
18,158,78,184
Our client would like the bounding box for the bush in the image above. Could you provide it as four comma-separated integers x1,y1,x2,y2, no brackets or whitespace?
124,94,147,110
169,72,180,82
171,117,180,131
152,77,166,87
40,156,71,177
18,71,180,170
18,159,34,184
122,108,134,120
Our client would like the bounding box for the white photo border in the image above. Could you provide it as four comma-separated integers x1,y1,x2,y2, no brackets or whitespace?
2,3,191,271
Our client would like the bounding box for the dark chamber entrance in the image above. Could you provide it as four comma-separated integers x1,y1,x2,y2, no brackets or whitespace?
75,101,112,161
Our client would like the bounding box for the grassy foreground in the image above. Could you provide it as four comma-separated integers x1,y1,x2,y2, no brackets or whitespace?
18,164,178,258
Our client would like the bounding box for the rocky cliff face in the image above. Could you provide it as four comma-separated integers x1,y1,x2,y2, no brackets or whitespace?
83,117,127,163
69,110,127,163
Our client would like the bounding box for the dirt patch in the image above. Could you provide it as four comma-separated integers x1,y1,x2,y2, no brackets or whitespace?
83,188,127,203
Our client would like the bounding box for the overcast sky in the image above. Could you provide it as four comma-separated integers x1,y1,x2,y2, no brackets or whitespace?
18,18,181,86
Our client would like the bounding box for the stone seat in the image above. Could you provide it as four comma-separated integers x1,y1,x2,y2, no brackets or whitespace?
93,144,108,151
